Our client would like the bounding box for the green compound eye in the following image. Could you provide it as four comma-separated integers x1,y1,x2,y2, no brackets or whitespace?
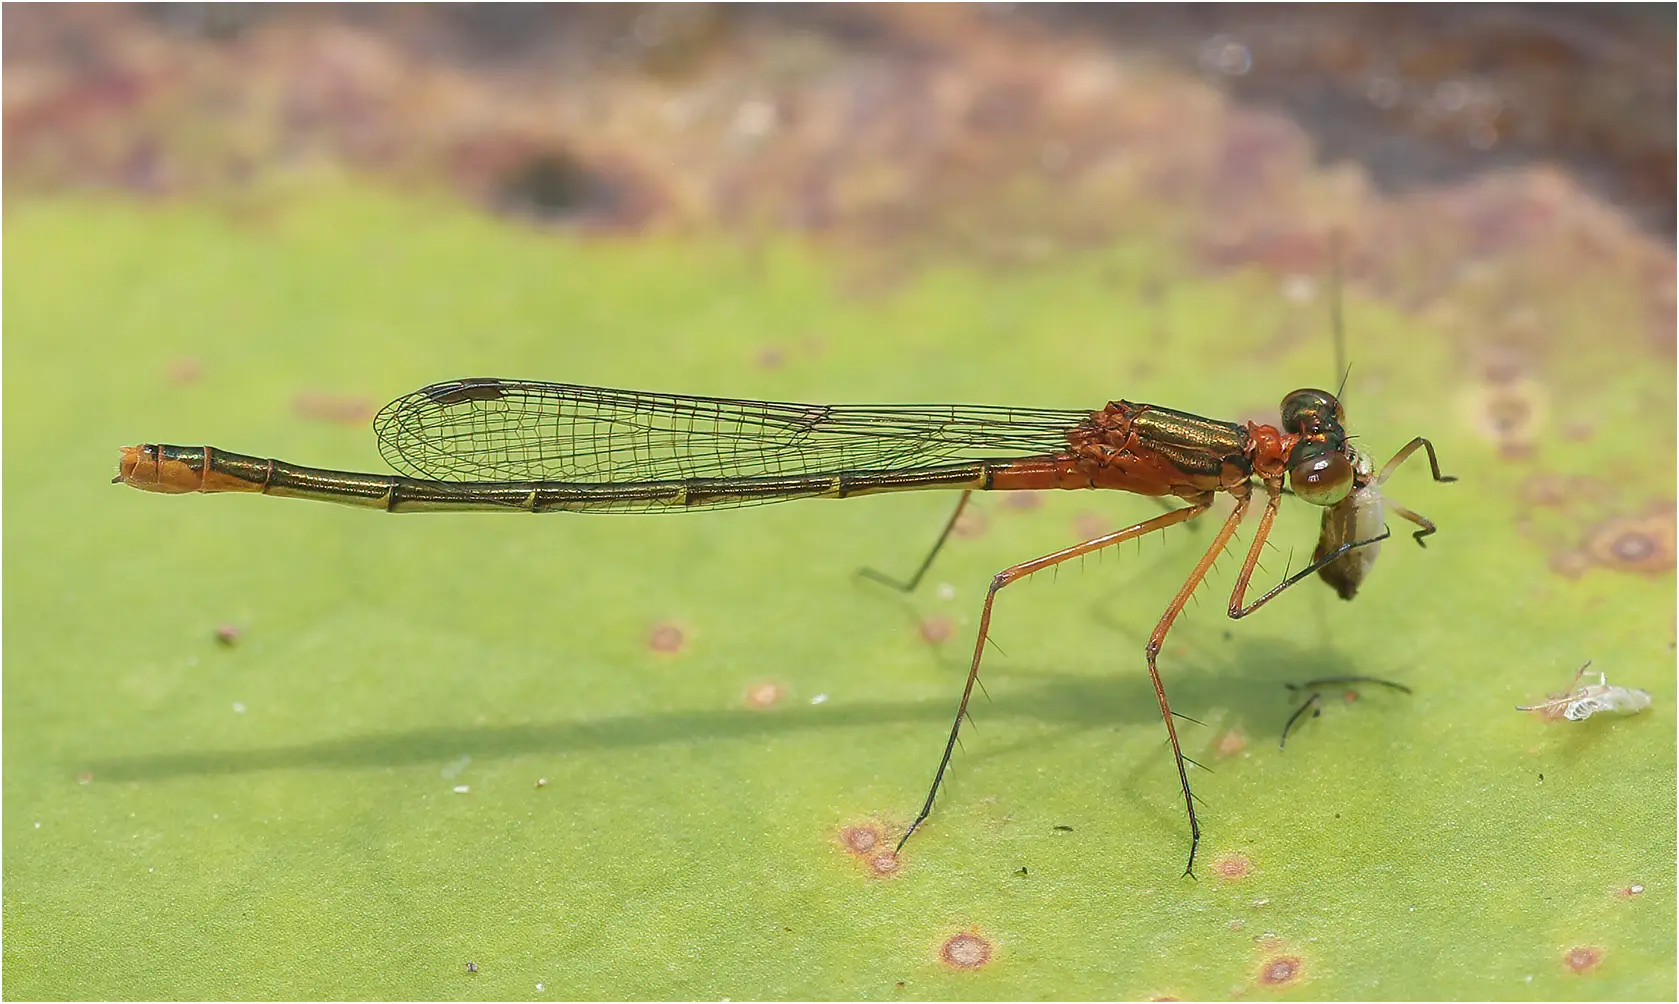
1289,446,1354,507
1279,388,1344,437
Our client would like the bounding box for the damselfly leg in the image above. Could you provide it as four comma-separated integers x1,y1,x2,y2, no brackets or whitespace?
899,479,1392,877
859,490,974,593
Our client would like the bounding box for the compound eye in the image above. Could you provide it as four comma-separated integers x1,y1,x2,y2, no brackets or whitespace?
1280,388,1340,435
1290,448,1354,506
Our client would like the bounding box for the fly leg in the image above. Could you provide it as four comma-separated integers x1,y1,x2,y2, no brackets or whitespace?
1374,436,1456,545
1228,481,1393,619
1279,677,1413,749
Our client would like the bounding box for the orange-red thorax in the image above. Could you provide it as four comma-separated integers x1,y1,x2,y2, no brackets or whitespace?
1243,421,1298,481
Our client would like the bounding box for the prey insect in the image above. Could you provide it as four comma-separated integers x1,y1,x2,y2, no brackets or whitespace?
116,372,1454,875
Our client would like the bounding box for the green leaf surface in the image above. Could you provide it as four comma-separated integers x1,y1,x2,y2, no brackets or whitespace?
5,188,1673,1000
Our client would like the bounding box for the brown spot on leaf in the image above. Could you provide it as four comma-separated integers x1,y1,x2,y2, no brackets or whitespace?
919,617,954,645
1072,511,1109,541
1258,955,1303,986
164,357,203,385
840,824,881,855
1213,852,1252,880
1216,728,1247,757
647,622,685,653
1002,492,1045,512
744,681,786,709
839,823,901,879
953,506,989,539
1460,379,1545,458
215,623,241,646
1583,505,1676,574
940,931,992,970
1565,945,1602,974
76,771,94,785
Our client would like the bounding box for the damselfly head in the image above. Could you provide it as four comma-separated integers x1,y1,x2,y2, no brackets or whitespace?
1279,388,1346,440
1280,388,1355,507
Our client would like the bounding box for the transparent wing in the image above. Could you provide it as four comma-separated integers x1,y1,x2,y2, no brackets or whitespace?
373,378,1090,483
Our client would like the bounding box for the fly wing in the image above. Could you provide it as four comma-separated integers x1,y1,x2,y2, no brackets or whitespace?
373,378,1090,483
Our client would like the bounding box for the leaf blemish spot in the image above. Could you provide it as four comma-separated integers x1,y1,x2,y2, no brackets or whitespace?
953,506,989,539
1258,955,1302,986
940,931,992,970
870,852,900,877
1583,507,1676,575
840,824,880,855
1565,946,1602,974
1003,492,1044,512
647,622,686,653
1213,852,1252,880
744,681,786,709
919,617,954,644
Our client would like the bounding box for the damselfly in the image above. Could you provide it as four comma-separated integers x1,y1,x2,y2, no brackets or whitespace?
116,373,1453,874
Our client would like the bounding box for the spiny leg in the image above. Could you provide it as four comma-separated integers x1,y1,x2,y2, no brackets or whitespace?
860,490,972,593
1141,490,1259,877
1151,494,1204,532
896,500,1212,854
1145,480,1386,871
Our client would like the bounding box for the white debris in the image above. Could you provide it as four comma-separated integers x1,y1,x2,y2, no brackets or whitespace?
1518,662,1652,722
